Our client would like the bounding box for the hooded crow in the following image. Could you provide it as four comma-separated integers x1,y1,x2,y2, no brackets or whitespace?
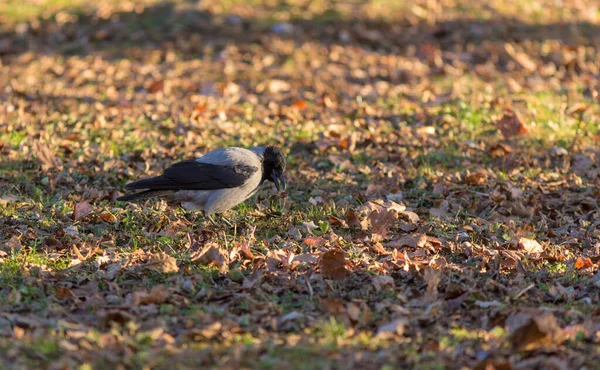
117,146,286,217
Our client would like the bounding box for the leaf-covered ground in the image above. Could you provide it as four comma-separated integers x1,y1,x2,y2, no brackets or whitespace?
1,0,600,369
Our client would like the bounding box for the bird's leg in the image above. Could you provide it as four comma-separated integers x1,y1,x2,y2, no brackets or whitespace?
205,213,217,226
219,214,234,228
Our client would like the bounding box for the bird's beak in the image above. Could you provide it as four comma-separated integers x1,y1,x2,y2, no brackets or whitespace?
271,170,287,191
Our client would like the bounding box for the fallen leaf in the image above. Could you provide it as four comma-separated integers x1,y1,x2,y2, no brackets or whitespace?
320,249,348,280
303,237,325,247
73,201,93,221
98,310,135,329
190,244,226,267
292,100,307,109
506,312,565,351
144,252,179,273
494,109,529,140
267,79,291,93
293,253,319,264
55,286,75,301
465,169,489,185
33,141,61,171
300,221,319,234
574,256,593,270
3,236,22,252
372,275,395,291
518,237,543,255
0,194,18,206
488,142,513,157
376,318,407,338
149,80,165,93
287,226,302,241
504,43,537,71
423,267,441,302
328,215,348,228
387,233,428,249
369,209,398,238
131,285,169,306
99,212,117,222
42,237,63,250
346,208,368,230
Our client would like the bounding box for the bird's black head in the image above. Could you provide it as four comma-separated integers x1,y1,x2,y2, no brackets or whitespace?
262,146,287,191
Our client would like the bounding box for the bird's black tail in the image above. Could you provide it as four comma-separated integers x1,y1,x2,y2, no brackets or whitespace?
116,189,174,202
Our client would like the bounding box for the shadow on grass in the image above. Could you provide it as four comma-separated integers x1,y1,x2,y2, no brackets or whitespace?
0,1,599,61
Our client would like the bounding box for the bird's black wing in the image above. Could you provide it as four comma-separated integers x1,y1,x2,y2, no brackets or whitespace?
124,160,258,191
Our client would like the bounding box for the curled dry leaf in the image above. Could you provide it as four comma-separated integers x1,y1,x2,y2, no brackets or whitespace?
328,215,348,228
320,249,349,280
507,312,565,351
99,212,117,222
495,109,529,140
73,201,93,221
518,237,543,256
465,169,489,185
574,256,593,270
144,252,179,273
346,208,368,230
131,285,170,306
191,244,227,267
303,236,325,247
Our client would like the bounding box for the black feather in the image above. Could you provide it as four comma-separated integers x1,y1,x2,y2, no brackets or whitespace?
116,189,173,202
124,161,258,191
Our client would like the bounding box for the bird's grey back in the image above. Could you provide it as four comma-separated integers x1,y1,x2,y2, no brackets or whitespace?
196,147,262,168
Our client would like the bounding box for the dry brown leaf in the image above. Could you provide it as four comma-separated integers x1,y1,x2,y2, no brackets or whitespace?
320,249,348,280
191,244,227,267
149,80,165,93
98,310,135,329
423,267,441,303
465,169,489,185
504,43,537,71
507,312,565,351
55,286,75,301
376,318,407,338
4,235,22,252
518,237,543,255
369,209,398,238
73,201,94,221
303,236,325,247
33,141,61,171
144,252,179,273
566,102,588,115
488,142,513,157
131,285,169,306
99,212,117,222
346,208,368,230
495,109,529,139
372,275,394,291
328,215,348,228
387,233,428,249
